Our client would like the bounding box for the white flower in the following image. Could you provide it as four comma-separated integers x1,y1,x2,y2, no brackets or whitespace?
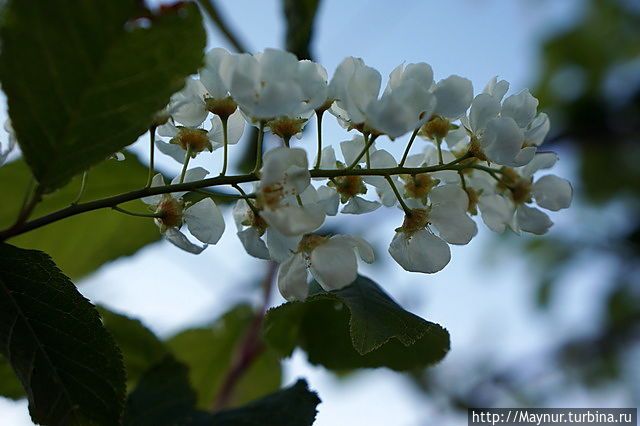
329,57,381,128
432,75,473,119
258,147,325,236
389,185,476,273
477,152,572,234
225,49,310,120
155,111,244,163
366,62,437,138
142,169,225,253
463,78,549,167
277,234,374,301
168,78,210,127
296,59,330,112
389,228,451,274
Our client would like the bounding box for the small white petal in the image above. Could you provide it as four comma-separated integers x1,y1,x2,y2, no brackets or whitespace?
429,205,477,245
482,117,524,166
310,238,358,290
519,152,558,177
469,93,500,132
388,229,451,273
184,198,225,244
532,175,573,211
331,235,375,264
266,229,301,263
478,194,515,233
525,113,550,146
432,75,473,119
277,254,309,302
482,77,509,101
516,205,553,235
164,227,207,254
317,185,340,216
501,89,538,128
237,228,270,260
341,196,381,214
262,205,325,236
156,140,187,163
429,184,469,211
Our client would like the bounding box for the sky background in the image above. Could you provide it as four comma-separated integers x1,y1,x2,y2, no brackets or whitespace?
4,1,630,425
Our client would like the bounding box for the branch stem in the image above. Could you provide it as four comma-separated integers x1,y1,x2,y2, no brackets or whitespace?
314,111,324,169
0,154,503,242
145,125,157,187
220,116,229,176
399,128,420,167
385,175,412,216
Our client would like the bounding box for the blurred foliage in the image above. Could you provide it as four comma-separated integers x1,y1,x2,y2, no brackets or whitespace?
0,156,161,280
167,305,282,410
283,0,320,60
411,0,640,411
264,276,450,371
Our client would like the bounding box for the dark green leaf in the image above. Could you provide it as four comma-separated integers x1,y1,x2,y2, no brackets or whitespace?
282,0,320,60
167,305,282,410
263,275,450,371
0,156,161,280
0,243,126,425
124,356,319,426
123,356,200,426
98,306,167,391
0,354,24,400
0,0,206,191
207,379,320,426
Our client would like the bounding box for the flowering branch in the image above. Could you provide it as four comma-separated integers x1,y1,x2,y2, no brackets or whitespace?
0,157,503,242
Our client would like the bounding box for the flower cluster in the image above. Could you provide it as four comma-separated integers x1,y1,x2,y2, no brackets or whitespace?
145,47,572,301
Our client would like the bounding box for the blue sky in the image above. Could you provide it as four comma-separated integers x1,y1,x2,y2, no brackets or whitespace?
4,1,625,425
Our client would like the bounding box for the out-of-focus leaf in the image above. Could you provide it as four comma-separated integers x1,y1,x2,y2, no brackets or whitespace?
98,306,167,391
0,354,24,400
125,355,319,426
167,305,282,410
206,379,320,426
263,275,450,371
0,156,161,280
282,0,320,60
123,356,200,426
0,243,126,425
0,0,206,191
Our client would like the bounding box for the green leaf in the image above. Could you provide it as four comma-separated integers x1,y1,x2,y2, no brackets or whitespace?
282,0,321,60
167,305,282,410
98,306,167,391
123,356,200,426
0,354,24,400
263,275,450,371
0,243,126,425
0,156,161,280
207,379,320,426
124,355,319,426
0,0,206,192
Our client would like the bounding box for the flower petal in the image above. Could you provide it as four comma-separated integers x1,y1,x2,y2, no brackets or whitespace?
184,198,225,244
388,229,451,273
341,196,381,214
164,227,207,254
532,175,573,211
516,205,553,235
310,238,358,290
277,254,309,302
237,228,270,260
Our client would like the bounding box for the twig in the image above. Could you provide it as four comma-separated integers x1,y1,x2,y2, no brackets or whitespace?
212,261,278,411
